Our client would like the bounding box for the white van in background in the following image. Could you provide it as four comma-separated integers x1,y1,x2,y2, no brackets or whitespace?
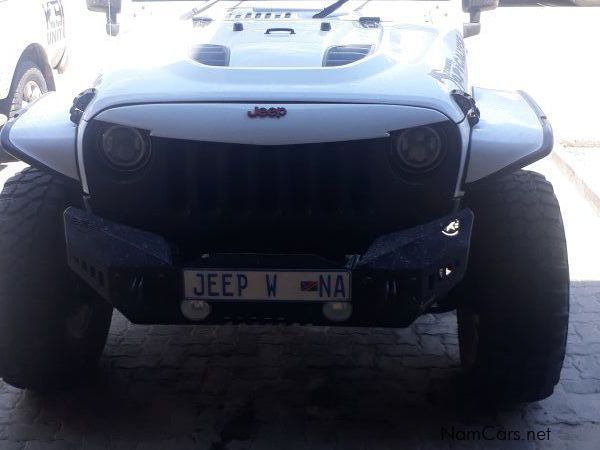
0,0,68,128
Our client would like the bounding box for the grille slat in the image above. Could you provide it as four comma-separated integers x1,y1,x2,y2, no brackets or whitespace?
184,142,198,215
246,149,260,216
307,146,320,216
339,146,352,218
276,149,288,216
216,147,229,215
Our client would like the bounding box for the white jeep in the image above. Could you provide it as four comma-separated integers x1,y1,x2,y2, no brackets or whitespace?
0,0,574,403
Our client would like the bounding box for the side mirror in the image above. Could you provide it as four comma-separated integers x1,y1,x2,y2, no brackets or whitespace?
463,0,499,13
86,0,122,36
462,0,499,37
86,0,121,13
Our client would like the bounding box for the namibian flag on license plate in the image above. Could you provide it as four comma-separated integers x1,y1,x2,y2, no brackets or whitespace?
300,281,318,292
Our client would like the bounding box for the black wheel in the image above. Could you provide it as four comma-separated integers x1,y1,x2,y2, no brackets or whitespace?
0,60,49,163
458,170,569,403
0,168,113,391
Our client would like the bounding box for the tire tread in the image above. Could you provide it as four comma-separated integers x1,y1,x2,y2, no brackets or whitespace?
462,170,569,403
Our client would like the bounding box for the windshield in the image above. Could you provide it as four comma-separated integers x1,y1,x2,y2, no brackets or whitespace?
133,0,453,20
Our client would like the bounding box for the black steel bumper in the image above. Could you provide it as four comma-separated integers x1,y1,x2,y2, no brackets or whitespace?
64,207,473,327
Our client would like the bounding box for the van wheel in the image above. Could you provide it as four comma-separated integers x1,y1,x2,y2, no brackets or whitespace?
0,60,49,162
458,170,569,403
1,60,48,118
0,168,113,391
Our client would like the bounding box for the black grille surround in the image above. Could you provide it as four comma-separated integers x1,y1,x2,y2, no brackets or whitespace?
83,120,462,260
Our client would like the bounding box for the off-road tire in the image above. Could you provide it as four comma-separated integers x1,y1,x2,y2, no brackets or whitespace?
0,168,113,391
458,170,569,403
0,60,49,163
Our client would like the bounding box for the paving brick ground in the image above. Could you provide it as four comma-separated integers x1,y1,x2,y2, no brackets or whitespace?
0,159,599,450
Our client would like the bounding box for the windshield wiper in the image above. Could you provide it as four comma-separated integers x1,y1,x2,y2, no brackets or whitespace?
182,0,247,20
180,0,225,20
353,0,372,13
313,0,350,19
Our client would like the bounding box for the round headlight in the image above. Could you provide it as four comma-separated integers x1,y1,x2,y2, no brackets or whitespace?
392,126,444,172
101,126,150,171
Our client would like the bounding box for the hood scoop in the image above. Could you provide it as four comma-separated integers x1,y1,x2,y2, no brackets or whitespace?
324,45,373,67
190,44,230,66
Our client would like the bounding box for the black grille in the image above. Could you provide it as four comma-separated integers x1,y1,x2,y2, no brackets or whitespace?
167,140,375,220
84,122,461,256
190,44,230,66
324,45,372,67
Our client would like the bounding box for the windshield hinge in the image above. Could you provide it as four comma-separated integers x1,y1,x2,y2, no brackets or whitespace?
451,90,480,126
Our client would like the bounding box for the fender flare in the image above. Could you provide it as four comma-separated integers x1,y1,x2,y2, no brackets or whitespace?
464,88,553,186
0,92,79,184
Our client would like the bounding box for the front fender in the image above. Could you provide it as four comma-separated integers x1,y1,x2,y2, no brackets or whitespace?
464,88,553,185
0,92,80,183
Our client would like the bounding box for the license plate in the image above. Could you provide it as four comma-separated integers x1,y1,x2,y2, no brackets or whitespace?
183,269,351,301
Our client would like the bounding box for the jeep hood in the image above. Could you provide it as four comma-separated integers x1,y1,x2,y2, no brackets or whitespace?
84,14,467,123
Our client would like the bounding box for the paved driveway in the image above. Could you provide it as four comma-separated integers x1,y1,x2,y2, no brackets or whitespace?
0,158,599,450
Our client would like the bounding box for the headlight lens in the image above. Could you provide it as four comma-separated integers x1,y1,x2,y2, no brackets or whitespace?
392,126,444,172
101,126,150,171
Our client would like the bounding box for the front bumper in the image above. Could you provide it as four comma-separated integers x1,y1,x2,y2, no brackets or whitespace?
64,207,473,327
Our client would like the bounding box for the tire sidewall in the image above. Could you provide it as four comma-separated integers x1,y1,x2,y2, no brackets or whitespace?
5,61,49,118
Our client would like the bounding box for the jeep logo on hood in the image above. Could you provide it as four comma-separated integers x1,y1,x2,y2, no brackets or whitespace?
247,107,287,119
